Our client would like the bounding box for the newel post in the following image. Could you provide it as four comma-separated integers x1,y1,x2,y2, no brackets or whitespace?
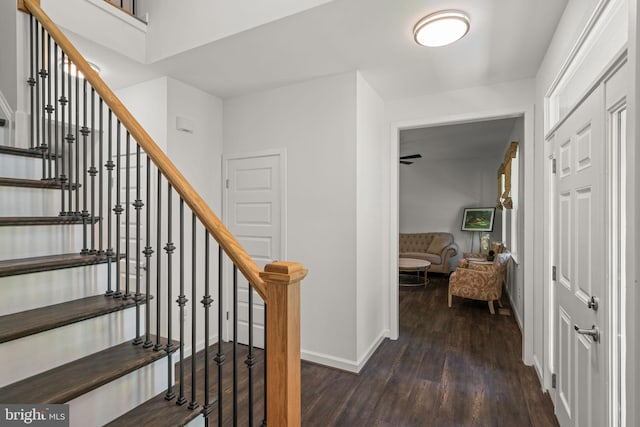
260,261,307,427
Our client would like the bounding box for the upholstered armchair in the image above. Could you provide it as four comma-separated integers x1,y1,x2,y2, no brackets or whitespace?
448,253,510,314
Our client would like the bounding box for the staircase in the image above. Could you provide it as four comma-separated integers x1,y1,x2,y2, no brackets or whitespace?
0,145,174,425
0,1,306,426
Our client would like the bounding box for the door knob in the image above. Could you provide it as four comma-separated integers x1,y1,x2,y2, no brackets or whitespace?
574,324,600,343
587,296,599,311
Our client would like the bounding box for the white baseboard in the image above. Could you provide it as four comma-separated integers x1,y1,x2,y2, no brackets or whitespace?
506,289,524,332
355,331,387,372
301,330,387,374
301,349,359,373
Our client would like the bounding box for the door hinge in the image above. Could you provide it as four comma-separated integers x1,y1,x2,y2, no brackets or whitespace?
225,179,230,189
552,266,557,281
226,311,229,320
552,373,557,388
552,158,557,174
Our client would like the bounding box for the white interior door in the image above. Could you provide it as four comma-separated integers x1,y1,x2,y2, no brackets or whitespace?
224,151,284,348
552,84,607,427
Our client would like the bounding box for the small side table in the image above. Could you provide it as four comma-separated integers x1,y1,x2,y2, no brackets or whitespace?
399,258,431,287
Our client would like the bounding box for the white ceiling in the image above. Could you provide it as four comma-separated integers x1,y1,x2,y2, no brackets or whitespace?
400,116,521,162
86,0,569,102
69,0,567,162
146,0,568,100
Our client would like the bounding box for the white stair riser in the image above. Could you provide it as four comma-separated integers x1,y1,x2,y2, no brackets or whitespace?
0,153,44,180
0,264,111,315
0,307,146,388
69,357,170,427
0,224,84,260
0,187,61,216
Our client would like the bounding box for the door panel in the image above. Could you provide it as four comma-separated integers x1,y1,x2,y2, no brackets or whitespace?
225,153,283,348
553,84,606,427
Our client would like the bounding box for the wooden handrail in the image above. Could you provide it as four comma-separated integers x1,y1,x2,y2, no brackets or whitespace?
22,0,267,299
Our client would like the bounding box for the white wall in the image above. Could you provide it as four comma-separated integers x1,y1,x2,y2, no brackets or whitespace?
139,0,333,62
399,156,499,254
224,72,360,368
41,0,146,62
355,73,386,369
533,0,601,391
503,116,525,328
116,77,224,352
0,1,18,111
117,77,168,152
628,2,640,426
166,78,223,208
386,79,535,125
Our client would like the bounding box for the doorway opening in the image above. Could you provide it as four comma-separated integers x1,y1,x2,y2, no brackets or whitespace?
388,108,535,367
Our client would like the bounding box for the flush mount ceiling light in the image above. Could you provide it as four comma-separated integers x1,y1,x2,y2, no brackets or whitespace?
413,10,470,47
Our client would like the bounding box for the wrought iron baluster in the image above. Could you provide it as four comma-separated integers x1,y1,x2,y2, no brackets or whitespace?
39,25,47,159
45,33,54,179
89,88,97,254
113,120,123,298
143,155,154,348
124,132,131,299
200,235,213,422
261,304,267,427
164,184,176,401
58,51,67,215
74,64,80,214
246,277,256,427
35,23,41,159
154,170,163,352
65,58,74,215
28,16,35,150
98,98,104,253
233,266,238,427
215,246,225,426
80,79,90,254
53,42,59,182
104,111,115,296
133,143,143,345
189,212,198,410
176,198,187,406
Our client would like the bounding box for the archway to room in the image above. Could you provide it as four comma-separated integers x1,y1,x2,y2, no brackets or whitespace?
388,108,535,366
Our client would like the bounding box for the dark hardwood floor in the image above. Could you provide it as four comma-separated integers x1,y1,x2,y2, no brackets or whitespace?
110,274,558,426
300,274,559,427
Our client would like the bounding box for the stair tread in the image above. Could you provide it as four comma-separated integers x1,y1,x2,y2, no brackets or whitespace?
0,145,53,159
0,293,146,344
0,177,78,189
106,391,205,427
0,252,122,277
0,338,173,404
0,216,98,226
107,341,265,427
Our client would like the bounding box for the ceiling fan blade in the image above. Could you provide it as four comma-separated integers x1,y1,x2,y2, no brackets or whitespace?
400,154,422,160
400,161,413,165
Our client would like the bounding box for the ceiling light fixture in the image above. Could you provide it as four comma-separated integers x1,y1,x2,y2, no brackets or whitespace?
413,10,470,47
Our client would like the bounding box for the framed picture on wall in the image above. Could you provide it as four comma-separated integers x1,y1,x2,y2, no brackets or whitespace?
461,207,496,232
